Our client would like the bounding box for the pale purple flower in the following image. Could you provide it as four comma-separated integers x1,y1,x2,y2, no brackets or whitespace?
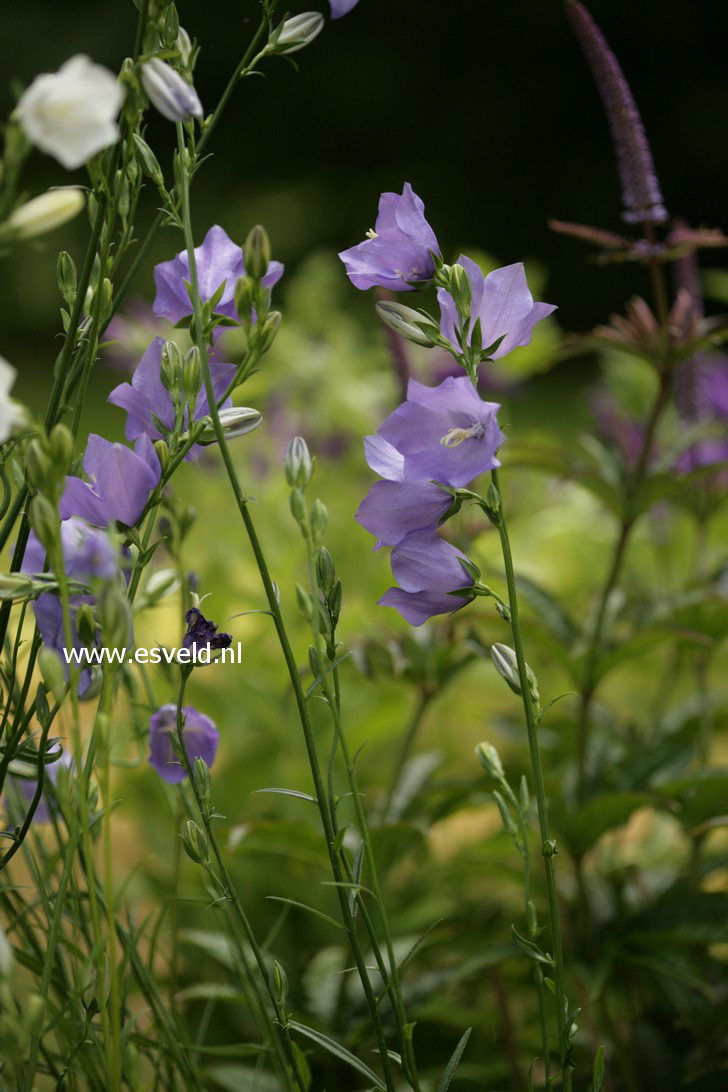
567,2,667,225
330,0,359,16
59,434,161,528
355,480,451,548
379,530,474,626
437,258,556,360
339,183,440,292
148,704,218,784
153,225,284,325
108,336,236,447
140,58,202,123
365,376,505,489
5,747,72,825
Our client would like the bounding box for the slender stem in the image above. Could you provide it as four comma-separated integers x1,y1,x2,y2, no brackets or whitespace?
97,669,122,1092
490,466,573,1091
381,690,430,824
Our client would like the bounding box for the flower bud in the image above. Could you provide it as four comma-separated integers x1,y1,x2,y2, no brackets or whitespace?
284,436,313,489
25,440,54,494
234,275,255,323
0,573,35,601
272,961,288,1005
196,406,262,445
271,12,324,55
76,604,97,649
1,188,85,242
375,301,439,347
490,643,540,704
48,423,73,471
163,3,180,47
98,585,132,650
39,648,66,701
295,583,314,622
317,547,335,594
154,439,170,475
181,819,208,864
289,488,307,526
160,339,183,392
133,133,164,188
140,58,203,123
475,741,505,780
28,495,58,550
176,27,193,66
244,224,271,281
193,755,211,808
257,310,281,353
57,250,77,306
310,499,328,543
182,346,202,400
143,568,179,603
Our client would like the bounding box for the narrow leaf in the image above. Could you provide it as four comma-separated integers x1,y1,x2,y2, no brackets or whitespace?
436,1027,472,1092
289,1021,385,1090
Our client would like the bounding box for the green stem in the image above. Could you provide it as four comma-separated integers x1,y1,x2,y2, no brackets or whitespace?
97,669,122,1092
490,466,572,1091
381,690,430,825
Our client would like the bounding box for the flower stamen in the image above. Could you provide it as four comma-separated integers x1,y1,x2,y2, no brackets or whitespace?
440,421,485,447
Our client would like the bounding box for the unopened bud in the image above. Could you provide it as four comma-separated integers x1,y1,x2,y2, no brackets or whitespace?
375,301,439,347
28,495,58,550
490,643,540,704
98,585,131,651
197,407,262,445
182,346,202,400
39,648,66,700
310,499,328,543
154,439,170,475
57,250,77,305
257,310,281,352
161,340,183,391
133,133,164,188
193,756,211,807
48,423,73,471
295,583,314,622
1,188,85,242
289,488,307,527
284,436,313,489
25,440,53,494
244,224,271,280
272,960,288,1004
181,819,208,864
0,573,34,601
234,275,255,323
272,12,324,54
475,741,505,780
317,547,335,594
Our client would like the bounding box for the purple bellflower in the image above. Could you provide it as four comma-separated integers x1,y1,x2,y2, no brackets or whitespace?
567,1,667,225
59,434,161,528
5,747,72,826
355,479,451,548
153,224,284,325
438,258,556,359
379,530,475,627
365,376,505,490
108,336,236,447
330,0,359,16
148,704,219,784
182,607,232,659
339,183,440,292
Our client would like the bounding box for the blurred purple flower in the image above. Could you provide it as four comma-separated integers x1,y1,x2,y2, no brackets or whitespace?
5,747,72,825
591,391,645,470
330,0,359,16
339,183,439,292
103,299,163,373
108,336,236,448
566,1,667,225
182,607,232,658
355,479,451,548
379,530,474,626
148,704,218,784
365,376,504,489
59,434,161,528
153,224,284,325
437,258,555,359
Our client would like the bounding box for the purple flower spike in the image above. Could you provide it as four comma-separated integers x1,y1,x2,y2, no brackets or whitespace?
339,183,440,292
108,336,236,448
379,530,474,626
370,376,505,489
330,0,359,16
182,607,232,658
153,225,284,325
438,258,556,360
148,704,219,784
567,2,668,225
59,434,161,528
355,480,451,547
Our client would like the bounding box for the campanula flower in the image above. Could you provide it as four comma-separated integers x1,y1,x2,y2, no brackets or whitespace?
379,530,475,626
355,480,451,547
339,183,440,292
437,258,555,360
153,225,284,325
140,58,202,123
108,336,236,446
16,55,124,170
59,434,161,528
365,376,504,489
330,0,360,16
182,607,232,659
148,704,219,783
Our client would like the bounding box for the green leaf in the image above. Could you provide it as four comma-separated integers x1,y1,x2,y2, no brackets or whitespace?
436,1028,472,1091
253,788,317,805
593,1044,606,1091
289,1021,386,1089
265,897,343,932
510,925,554,966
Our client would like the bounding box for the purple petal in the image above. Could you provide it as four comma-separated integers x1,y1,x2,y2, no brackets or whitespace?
355,480,450,546
148,703,219,783
363,433,405,480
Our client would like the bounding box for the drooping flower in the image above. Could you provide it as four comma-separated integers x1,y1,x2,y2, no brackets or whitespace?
437,258,556,360
330,0,360,17
355,479,451,548
366,376,505,489
23,518,122,697
566,2,667,225
339,183,440,292
153,225,284,325
59,434,161,528
16,55,125,170
140,58,202,123
0,357,26,442
182,607,232,658
379,530,475,626
148,704,219,784
108,336,236,446
1,188,85,241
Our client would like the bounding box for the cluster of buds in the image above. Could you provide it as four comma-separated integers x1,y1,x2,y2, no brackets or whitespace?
25,424,74,551
233,224,282,355
592,290,722,370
